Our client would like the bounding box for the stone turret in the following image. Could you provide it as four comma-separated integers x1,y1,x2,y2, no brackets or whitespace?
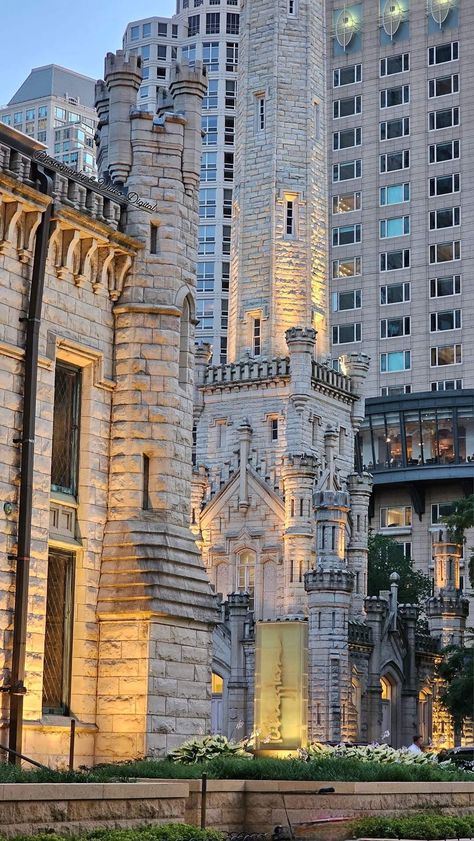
347,471,372,619
282,453,318,613
340,352,370,432
426,529,468,647
95,51,216,760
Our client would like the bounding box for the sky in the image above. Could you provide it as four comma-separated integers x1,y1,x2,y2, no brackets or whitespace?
0,0,176,106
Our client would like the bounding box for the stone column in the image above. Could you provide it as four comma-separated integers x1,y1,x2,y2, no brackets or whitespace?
347,472,372,620
364,597,388,744
281,454,318,614
238,419,252,512
398,603,420,747
226,592,250,741
286,327,316,452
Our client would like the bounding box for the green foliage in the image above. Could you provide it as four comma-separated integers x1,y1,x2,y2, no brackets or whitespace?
303,742,449,767
442,494,474,587
167,734,251,764
437,644,474,730
0,825,223,841
351,813,474,839
367,532,431,604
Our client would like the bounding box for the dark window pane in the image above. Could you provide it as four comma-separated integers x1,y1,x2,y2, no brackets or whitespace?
42,549,74,714
51,365,81,495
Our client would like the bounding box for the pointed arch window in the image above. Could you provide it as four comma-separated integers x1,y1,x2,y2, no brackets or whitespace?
236,549,255,607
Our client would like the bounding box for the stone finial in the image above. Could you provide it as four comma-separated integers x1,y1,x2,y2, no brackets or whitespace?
103,50,142,186
339,352,370,392
389,571,400,628
95,79,109,120
324,425,339,486
238,419,252,511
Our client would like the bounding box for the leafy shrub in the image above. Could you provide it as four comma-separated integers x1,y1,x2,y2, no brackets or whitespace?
303,742,453,768
1,825,223,841
167,735,251,764
351,813,474,839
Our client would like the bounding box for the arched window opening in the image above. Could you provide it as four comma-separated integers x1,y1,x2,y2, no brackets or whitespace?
237,549,256,608
179,296,191,388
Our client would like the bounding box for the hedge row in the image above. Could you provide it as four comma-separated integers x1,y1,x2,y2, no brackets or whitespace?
351,813,474,839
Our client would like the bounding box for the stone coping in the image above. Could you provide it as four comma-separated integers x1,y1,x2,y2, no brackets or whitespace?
186,779,474,793
0,781,189,801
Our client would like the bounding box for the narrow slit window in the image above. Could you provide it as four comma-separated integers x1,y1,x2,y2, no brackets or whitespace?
150,223,159,254
285,200,295,236
42,548,75,715
257,96,265,131
143,454,150,510
253,317,261,356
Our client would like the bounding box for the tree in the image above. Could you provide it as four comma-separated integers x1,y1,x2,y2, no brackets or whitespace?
367,532,431,605
437,644,474,744
442,494,474,588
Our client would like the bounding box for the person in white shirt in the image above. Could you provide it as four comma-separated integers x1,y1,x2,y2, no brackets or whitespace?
407,735,423,753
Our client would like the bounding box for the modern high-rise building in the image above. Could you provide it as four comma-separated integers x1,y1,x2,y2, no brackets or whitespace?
124,0,474,599
123,2,240,362
326,0,474,592
0,65,98,174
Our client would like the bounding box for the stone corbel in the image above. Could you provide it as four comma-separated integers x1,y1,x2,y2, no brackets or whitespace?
57,228,81,281
18,210,42,263
110,252,132,301
95,246,116,296
46,221,62,273
74,237,98,287
0,199,24,255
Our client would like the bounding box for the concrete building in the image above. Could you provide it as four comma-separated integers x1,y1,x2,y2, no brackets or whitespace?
123,2,240,364
0,65,98,175
0,51,216,765
191,0,468,751
327,0,474,601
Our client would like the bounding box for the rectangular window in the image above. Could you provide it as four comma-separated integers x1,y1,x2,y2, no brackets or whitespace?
271,417,279,441
226,12,239,34
253,317,261,355
203,78,218,110
332,224,361,246
333,127,361,150
285,199,295,236
51,364,81,496
430,343,462,366
332,192,361,214
42,548,75,715
199,187,217,218
222,224,231,255
221,298,228,330
257,96,265,131
380,53,410,76
429,140,460,163
429,107,459,131
380,85,410,108
197,261,215,292
430,309,461,331
380,149,410,173
198,225,216,255
288,0,296,15
158,22,168,36
431,502,455,524
431,378,463,391
38,105,48,118
223,188,233,218
429,207,460,230
381,384,412,396
181,44,196,66
333,159,362,182
196,299,214,331
224,116,235,145
332,289,361,311
332,256,361,278
380,117,410,141
380,183,410,206
428,74,459,98
428,42,459,65
430,274,461,297
380,282,410,305
203,41,219,71
188,14,200,35
332,322,361,344
429,241,461,264
224,151,234,181
380,216,410,238
380,316,410,338
380,506,412,528
430,173,460,197
206,11,220,33
130,25,139,40
333,63,362,87
226,42,238,72
200,151,217,181
202,114,218,145
222,262,230,292
380,350,411,372
225,79,236,109
333,95,362,118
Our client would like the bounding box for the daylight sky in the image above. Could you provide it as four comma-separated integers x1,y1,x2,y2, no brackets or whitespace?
0,0,176,106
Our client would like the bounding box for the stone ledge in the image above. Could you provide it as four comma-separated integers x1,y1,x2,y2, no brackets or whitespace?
0,781,190,802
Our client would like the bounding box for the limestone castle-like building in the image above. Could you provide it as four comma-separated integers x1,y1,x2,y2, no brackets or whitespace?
192,0,468,750
0,53,216,765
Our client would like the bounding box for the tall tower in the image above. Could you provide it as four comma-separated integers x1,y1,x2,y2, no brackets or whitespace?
228,0,329,361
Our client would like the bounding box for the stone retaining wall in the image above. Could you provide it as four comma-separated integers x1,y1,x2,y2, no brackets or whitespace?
0,780,473,838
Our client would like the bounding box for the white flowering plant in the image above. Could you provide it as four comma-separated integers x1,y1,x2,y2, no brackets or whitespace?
168,734,252,764
299,741,455,767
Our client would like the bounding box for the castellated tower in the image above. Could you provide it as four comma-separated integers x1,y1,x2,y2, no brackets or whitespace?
193,0,371,745
95,52,217,760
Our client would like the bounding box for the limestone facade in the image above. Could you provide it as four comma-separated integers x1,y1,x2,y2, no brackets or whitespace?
0,51,216,765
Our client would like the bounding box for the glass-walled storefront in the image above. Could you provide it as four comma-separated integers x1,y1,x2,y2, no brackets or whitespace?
359,394,474,472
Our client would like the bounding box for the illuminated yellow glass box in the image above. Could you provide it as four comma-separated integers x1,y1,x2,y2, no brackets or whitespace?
254,621,308,755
